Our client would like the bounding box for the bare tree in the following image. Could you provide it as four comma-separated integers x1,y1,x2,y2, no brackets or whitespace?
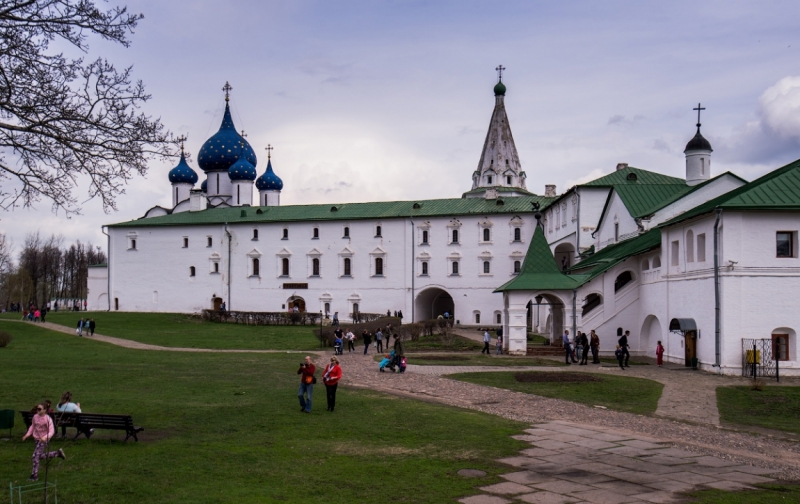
0,0,175,213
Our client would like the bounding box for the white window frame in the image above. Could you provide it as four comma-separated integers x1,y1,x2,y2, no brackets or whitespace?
339,247,354,278
277,248,292,278
209,252,221,274
307,248,323,278
370,247,387,278
478,217,494,244
247,249,262,278
447,218,462,245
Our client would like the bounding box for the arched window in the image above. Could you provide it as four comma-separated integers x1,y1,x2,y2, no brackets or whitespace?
614,271,633,292
483,261,490,274
772,333,789,361
452,229,459,243
312,258,320,276
475,312,481,323
617,327,623,336
506,175,512,185
343,226,350,238
686,230,695,262
483,228,490,242
324,302,330,316
183,237,188,248
421,261,428,275
653,255,662,268
514,260,521,273
282,228,288,239
641,259,650,271
452,261,459,275
343,258,351,276
496,313,502,324
375,225,382,237
207,236,213,247
189,266,196,277
313,227,319,239
253,229,259,240
514,228,521,242
582,293,602,316
281,258,289,276
252,258,260,276
487,176,492,185
422,230,428,244
375,257,384,276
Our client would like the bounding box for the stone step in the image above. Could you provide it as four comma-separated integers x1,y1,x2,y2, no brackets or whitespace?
526,346,564,356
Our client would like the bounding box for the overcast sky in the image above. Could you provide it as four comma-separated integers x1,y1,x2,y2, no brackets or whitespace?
3,0,800,255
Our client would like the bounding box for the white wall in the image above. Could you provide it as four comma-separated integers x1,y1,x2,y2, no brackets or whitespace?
594,191,639,251
87,266,108,311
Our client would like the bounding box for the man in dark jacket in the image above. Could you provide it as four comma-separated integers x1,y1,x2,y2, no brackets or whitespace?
393,334,405,369
618,330,631,368
579,332,590,365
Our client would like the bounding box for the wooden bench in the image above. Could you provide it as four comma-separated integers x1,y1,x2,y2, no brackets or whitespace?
20,411,144,442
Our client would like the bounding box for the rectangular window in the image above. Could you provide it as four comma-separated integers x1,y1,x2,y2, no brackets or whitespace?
253,229,259,240
452,229,459,243
483,261,490,273
496,313,502,324
451,261,459,275
475,313,480,324
282,228,288,240
213,262,219,273
772,334,790,361
671,241,680,266
614,223,619,242
422,230,428,244
375,225,382,237
482,228,490,242
343,227,350,238
252,258,260,277
130,239,137,250
313,227,319,239
506,175,512,185
312,258,320,276
282,258,290,276
183,237,189,248
421,261,428,275
514,260,521,273
777,232,794,258
375,257,384,276
696,234,706,262
189,266,196,277
207,236,213,247
514,228,521,242
343,258,351,276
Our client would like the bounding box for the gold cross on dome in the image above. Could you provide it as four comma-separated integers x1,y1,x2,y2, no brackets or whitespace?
177,134,187,155
223,81,232,102
265,144,273,160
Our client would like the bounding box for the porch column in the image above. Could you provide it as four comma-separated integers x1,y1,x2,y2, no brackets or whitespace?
506,292,528,356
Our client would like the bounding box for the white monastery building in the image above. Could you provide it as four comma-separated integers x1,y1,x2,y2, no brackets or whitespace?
90,77,800,376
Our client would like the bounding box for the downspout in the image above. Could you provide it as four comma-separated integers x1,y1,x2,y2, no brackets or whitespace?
713,208,722,370
572,289,577,340
410,217,415,322
575,191,581,262
101,226,110,312
225,223,232,310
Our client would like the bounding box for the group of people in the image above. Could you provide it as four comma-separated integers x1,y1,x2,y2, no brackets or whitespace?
481,326,503,355
22,391,84,482
332,323,398,356
563,329,667,369
76,318,96,337
297,355,341,413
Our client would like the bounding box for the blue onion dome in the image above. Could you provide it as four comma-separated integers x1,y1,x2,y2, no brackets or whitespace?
200,179,207,192
228,150,257,181
256,159,283,191
197,103,257,172
168,152,198,184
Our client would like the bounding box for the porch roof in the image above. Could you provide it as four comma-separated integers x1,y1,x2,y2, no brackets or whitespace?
566,228,662,282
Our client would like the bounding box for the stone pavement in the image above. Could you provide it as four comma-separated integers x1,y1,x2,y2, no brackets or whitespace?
459,420,776,504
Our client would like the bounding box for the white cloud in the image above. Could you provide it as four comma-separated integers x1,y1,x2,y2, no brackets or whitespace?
759,75,800,139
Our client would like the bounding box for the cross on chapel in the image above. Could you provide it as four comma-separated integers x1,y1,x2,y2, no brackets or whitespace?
265,144,273,160
496,65,506,81
223,81,232,102
694,103,705,128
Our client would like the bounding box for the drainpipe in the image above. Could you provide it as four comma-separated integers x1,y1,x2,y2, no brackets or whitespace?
713,208,722,369
575,191,581,262
225,223,232,310
101,226,110,311
410,217,415,322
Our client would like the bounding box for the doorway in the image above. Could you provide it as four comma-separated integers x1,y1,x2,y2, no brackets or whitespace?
415,287,454,321
213,297,223,311
287,296,306,312
684,330,697,367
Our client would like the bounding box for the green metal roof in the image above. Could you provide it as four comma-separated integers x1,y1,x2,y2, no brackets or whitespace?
580,166,686,187
495,223,586,292
109,195,555,228
567,228,662,282
614,184,691,218
662,157,800,227
461,186,536,197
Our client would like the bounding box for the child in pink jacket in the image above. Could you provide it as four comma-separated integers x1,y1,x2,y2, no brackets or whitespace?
22,404,65,481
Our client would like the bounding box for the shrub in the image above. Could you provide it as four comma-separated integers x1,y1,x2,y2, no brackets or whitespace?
750,379,765,391
0,331,12,348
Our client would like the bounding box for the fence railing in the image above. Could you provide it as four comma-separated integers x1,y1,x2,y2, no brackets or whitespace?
347,312,385,323
202,310,323,326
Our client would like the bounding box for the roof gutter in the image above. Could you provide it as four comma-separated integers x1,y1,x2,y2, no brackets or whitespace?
713,208,722,370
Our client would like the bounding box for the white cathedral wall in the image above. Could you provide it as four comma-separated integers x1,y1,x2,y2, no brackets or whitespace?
106,211,537,324
86,266,108,311
577,188,610,255
594,192,639,252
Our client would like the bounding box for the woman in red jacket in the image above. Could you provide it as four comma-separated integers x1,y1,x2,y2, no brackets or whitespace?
322,356,342,412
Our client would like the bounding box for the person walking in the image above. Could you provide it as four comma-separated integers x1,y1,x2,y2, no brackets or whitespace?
481,330,491,355
88,319,95,336
579,332,590,365
656,340,665,367
590,330,600,364
297,356,316,413
495,333,503,355
23,403,65,481
332,312,339,327
76,318,84,337
393,334,405,369
375,328,383,353
614,345,625,370
619,330,631,367
563,329,576,364
322,356,342,412
345,329,355,353
362,330,372,355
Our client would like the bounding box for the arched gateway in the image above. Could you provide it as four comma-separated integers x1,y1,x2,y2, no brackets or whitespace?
415,287,454,322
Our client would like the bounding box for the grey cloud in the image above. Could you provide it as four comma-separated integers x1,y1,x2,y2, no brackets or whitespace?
651,138,672,153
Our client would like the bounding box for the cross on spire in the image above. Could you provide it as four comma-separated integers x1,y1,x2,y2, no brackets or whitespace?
223,81,232,102
496,65,506,81
693,103,706,129
177,134,187,155
239,130,247,150
265,144,273,160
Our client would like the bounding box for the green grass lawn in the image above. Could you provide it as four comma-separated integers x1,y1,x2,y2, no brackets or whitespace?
449,371,663,415
687,483,800,503
0,323,527,503
717,386,800,435
381,354,565,367
1,312,321,350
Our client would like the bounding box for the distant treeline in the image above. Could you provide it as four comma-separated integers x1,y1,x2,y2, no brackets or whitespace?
0,232,106,309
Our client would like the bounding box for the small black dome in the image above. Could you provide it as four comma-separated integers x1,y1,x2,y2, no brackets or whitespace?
684,129,713,153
